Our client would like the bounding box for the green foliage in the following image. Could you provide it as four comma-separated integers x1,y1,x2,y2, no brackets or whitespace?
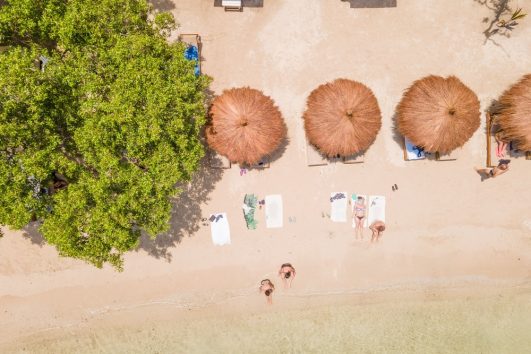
153,12,177,38
0,0,66,46
0,0,210,269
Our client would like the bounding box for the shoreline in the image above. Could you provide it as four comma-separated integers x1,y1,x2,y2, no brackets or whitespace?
3,281,531,352
3,277,531,345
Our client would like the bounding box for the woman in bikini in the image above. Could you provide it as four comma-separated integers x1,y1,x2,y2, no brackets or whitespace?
475,161,509,180
353,196,366,239
259,279,275,305
278,263,296,288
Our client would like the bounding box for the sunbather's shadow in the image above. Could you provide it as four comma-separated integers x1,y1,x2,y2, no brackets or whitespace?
137,153,224,261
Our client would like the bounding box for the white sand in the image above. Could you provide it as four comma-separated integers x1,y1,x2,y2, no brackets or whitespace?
1,0,531,351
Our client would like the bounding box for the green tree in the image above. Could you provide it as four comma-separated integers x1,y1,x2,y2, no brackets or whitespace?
0,0,209,269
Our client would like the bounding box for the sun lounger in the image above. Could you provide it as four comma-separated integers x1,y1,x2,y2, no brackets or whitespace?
486,112,499,167
265,194,283,228
436,149,460,161
351,194,368,227
342,152,364,164
243,194,258,230
179,33,201,76
403,137,425,161
330,192,348,222
307,142,328,166
210,212,231,245
222,0,243,11
367,196,386,225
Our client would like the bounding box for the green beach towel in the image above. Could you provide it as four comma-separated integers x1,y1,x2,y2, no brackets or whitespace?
243,194,258,230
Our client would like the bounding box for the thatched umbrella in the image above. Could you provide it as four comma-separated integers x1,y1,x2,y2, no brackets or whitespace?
495,74,531,151
206,87,286,165
303,79,382,157
396,75,480,154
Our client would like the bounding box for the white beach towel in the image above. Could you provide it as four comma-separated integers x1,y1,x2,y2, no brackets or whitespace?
351,194,368,228
210,213,231,245
404,137,425,160
368,196,386,225
265,194,283,228
330,192,348,222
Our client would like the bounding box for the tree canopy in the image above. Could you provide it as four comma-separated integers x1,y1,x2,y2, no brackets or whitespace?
0,0,210,269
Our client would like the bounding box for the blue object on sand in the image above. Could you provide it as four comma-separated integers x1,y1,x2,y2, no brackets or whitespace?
184,45,200,76
184,45,198,60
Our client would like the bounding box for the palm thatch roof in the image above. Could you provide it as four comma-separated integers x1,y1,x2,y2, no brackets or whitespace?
396,75,480,153
206,87,287,165
303,79,381,157
495,74,531,151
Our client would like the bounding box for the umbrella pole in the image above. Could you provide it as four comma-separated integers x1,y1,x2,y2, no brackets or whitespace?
486,112,492,167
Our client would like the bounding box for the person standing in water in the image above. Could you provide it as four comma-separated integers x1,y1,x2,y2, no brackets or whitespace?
259,279,275,305
353,196,367,239
278,263,296,288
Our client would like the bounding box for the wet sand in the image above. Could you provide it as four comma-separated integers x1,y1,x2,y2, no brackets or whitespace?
4,284,531,353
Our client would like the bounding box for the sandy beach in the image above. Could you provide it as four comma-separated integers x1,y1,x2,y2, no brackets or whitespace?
1,0,531,352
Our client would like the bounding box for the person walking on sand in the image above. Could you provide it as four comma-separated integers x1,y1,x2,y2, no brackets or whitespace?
475,161,509,180
278,263,296,288
259,279,275,305
353,196,366,239
369,220,386,243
